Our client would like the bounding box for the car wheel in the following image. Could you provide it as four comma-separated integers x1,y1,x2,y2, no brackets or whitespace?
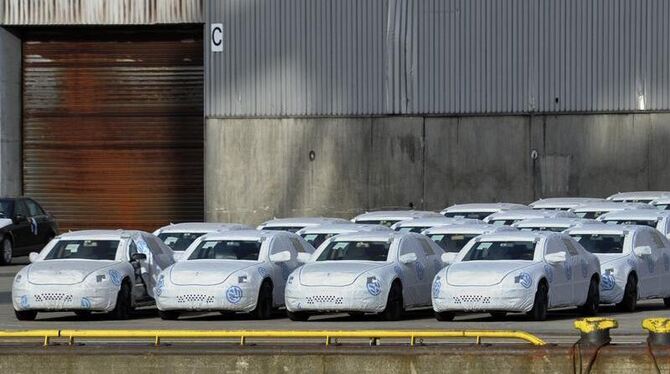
528,282,548,321
664,298,670,308
380,282,404,321
287,311,310,321
158,310,180,320
490,312,507,320
0,237,12,265
434,311,455,321
75,311,92,319
580,278,600,316
616,274,637,312
15,310,37,321
109,281,131,320
251,281,273,320
348,312,365,318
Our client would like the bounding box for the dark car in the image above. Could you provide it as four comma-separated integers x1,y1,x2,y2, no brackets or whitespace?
0,197,59,265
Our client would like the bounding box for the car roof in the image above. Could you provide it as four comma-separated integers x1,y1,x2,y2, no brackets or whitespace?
423,224,517,235
530,197,605,209
352,210,442,221
564,223,646,236
258,217,350,227
297,223,390,235
607,191,670,201
440,203,528,213
598,209,670,221
156,222,251,233
199,229,288,241
485,209,576,220
513,218,601,228
393,217,482,227
57,229,142,240
330,230,408,242
475,230,558,242
571,202,656,212
651,197,670,205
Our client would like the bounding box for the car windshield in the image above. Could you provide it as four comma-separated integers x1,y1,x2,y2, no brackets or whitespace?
572,234,625,254
519,226,566,232
188,240,262,260
490,219,517,226
604,219,658,228
355,219,400,227
157,232,206,252
300,233,333,249
462,241,536,261
443,211,491,220
44,240,120,260
656,205,669,210
316,240,390,261
397,226,428,233
575,211,604,219
428,234,477,253
0,199,13,218
263,226,303,233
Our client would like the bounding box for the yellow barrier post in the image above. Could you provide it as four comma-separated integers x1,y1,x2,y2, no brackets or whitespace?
574,318,618,345
642,318,670,345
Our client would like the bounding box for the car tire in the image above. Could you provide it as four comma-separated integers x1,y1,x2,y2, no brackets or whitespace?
75,311,92,319
380,282,404,321
348,312,365,318
15,310,37,321
580,277,600,316
528,282,548,321
490,312,507,320
434,311,455,321
158,310,180,320
251,281,273,320
109,281,131,320
0,237,12,265
287,311,310,321
664,298,670,308
616,274,637,312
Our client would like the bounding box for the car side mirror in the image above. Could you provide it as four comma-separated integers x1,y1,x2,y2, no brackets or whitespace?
399,252,418,264
28,252,39,263
633,246,652,258
131,253,147,262
441,252,458,264
13,214,27,224
296,252,311,263
269,250,291,263
545,251,567,264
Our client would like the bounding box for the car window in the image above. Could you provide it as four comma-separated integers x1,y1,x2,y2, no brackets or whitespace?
14,200,29,217
289,236,307,253
188,239,262,260
25,199,45,216
650,231,666,249
419,238,435,256
634,231,654,248
444,211,490,220
562,239,580,256
157,232,205,252
128,240,138,257
573,233,625,254
462,241,536,261
428,233,478,253
270,236,289,255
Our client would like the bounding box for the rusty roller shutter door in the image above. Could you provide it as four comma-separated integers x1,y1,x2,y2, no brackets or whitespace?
22,27,204,232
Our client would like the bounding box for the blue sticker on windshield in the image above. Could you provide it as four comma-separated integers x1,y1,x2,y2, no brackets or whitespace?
393,265,403,278
19,295,29,309
565,261,573,280
516,272,532,289
416,262,425,281
226,286,243,304
108,269,123,286
80,297,91,309
580,260,589,279
432,277,442,298
366,278,382,296
544,265,554,283
601,274,616,291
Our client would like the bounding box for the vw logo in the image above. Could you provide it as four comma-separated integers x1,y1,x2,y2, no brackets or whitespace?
366,279,382,296
226,286,243,304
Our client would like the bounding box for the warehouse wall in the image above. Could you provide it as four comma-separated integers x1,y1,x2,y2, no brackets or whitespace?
0,27,20,197
205,113,669,225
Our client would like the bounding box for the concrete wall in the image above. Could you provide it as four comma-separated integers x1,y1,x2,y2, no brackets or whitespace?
206,113,670,225
0,27,20,197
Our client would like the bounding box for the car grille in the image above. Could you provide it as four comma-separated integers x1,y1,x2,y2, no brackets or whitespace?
306,295,344,305
176,294,215,304
452,295,491,305
34,293,73,303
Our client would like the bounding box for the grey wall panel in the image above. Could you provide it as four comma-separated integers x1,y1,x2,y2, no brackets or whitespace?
206,0,670,117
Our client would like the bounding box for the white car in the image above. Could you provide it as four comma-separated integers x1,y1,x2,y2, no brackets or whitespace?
432,231,601,321
284,231,445,321
391,217,484,233
512,218,601,232
529,197,605,211
155,230,314,320
257,217,351,233
297,224,391,249
440,203,528,220
650,197,670,211
570,202,656,219
423,224,517,255
565,224,670,311
12,230,175,320
483,209,577,226
598,210,670,239
607,191,670,203
153,223,252,253
351,210,443,227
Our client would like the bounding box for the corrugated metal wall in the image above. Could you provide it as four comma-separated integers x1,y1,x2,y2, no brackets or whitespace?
206,0,670,117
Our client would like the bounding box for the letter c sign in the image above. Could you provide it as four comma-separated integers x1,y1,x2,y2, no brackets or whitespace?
211,23,223,52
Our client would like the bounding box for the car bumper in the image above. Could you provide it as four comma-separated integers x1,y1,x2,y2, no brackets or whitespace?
599,275,625,304
285,284,386,313
12,284,117,312
156,283,259,313
432,284,533,313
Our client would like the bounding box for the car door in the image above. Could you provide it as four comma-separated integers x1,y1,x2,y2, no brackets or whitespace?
648,231,667,297
11,199,34,253
652,231,670,298
127,239,150,300
397,237,423,307
131,233,170,298
268,235,294,305
24,199,52,248
562,237,589,305
543,237,572,307
631,231,657,298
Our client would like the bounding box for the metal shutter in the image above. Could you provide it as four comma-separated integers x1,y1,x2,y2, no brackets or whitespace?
22,27,204,232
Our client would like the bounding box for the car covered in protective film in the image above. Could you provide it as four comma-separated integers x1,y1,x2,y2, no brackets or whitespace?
564,224,670,312
598,210,670,239
440,203,528,221
391,217,484,233
257,217,352,233
529,197,606,211
607,191,670,204
432,231,600,321
297,224,391,249
423,224,517,257
284,231,445,321
153,223,252,253
155,230,314,320
512,218,602,232
12,230,175,321
650,197,670,211
483,209,577,226
570,202,656,219
351,210,443,227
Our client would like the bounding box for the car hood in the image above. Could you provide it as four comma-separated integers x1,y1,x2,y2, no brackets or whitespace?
446,261,534,286
0,218,12,230
299,261,388,287
27,260,117,285
169,260,257,286
595,254,627,266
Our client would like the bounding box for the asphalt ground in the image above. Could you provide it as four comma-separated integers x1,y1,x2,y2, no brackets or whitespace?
0,257,667,345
